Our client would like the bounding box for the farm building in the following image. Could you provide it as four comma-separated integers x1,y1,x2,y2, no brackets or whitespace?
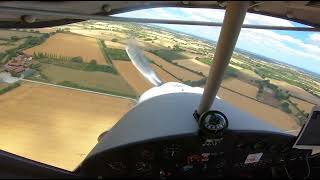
4,54,33,74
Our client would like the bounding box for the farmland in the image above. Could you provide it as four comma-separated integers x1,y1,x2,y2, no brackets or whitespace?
289,97,315,113
104,40,126,49
0,81,135,170
0,39,26,53
113,61,153,95
28,63,137,98
218,87,299,131
0,82,8,89
151,64,180,82
221,77,259,99
0,29,42,38
268,78,320,105
24,33,107,65
173,59,210,76
0,30,41,53
0,20,320,171
144,51,203,81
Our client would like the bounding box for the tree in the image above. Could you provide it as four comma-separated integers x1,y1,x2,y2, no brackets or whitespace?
71,56,83,63
43,33,50,38
89,59,97,65
10,36,19,41
281,102,292,113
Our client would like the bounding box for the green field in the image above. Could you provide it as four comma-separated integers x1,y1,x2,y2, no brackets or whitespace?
27,63,137,98
150,49,189,61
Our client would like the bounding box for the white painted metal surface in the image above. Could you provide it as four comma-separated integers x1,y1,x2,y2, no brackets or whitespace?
85,92,283,160
138,82,210,103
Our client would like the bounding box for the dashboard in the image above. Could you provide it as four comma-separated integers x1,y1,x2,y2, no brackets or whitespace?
76,130,311,179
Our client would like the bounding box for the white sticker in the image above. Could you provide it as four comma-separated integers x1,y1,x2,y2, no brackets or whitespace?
244,153,263,164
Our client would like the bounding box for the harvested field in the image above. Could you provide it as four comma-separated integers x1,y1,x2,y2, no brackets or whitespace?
151,64,180,83
113,61,153,95
236,68,263,82
290,97,315,113
24,33,107,65
71,29,128,41
269,78,320,105
221,77,259,99
34,27,56,33
218,87,300,131
0,81,135,170
39,64,136,97
144,51,203,81
71,29,110,40
173,59,210,76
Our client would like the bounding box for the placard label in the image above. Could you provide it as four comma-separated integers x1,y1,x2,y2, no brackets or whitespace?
244,153,263,164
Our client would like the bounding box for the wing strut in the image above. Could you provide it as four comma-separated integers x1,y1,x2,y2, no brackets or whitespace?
196,1,250,115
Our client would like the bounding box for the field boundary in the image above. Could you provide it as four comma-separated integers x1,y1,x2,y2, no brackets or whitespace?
290,94,317,106
221,85,283,110
97,39,114,66
21,79,137,102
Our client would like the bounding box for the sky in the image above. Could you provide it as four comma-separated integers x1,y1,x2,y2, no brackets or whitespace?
113,7,320,75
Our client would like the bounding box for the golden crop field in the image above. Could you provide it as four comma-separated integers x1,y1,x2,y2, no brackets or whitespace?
173,59,210,76
34,27,56,33
144,51,203,81
70,29,111,40
290,97,315,113
0,81,135,171
218,87,300,131
151,64,180,83
70,29,128,41
221,77,259,99
24,33,107,65
113,61,153,95
40,64,137,97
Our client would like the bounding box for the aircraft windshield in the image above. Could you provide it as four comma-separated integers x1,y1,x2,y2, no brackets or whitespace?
0,7,319,171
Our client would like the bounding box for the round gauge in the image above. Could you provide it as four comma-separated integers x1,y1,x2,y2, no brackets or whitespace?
106,161,127,172
163,144,183,160
141,149,154,160
280,144,292,153
135,161,152,173
199,111,228,135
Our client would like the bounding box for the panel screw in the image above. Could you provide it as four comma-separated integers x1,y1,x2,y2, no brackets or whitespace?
286,12,294,18
253,6,260,11
102,5,112,13
22,15,36,23
218,1,227,7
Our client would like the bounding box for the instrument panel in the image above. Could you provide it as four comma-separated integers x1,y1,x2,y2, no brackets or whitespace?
76,130,311,178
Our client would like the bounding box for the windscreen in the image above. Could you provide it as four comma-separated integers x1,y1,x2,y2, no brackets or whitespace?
0,7,319,171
